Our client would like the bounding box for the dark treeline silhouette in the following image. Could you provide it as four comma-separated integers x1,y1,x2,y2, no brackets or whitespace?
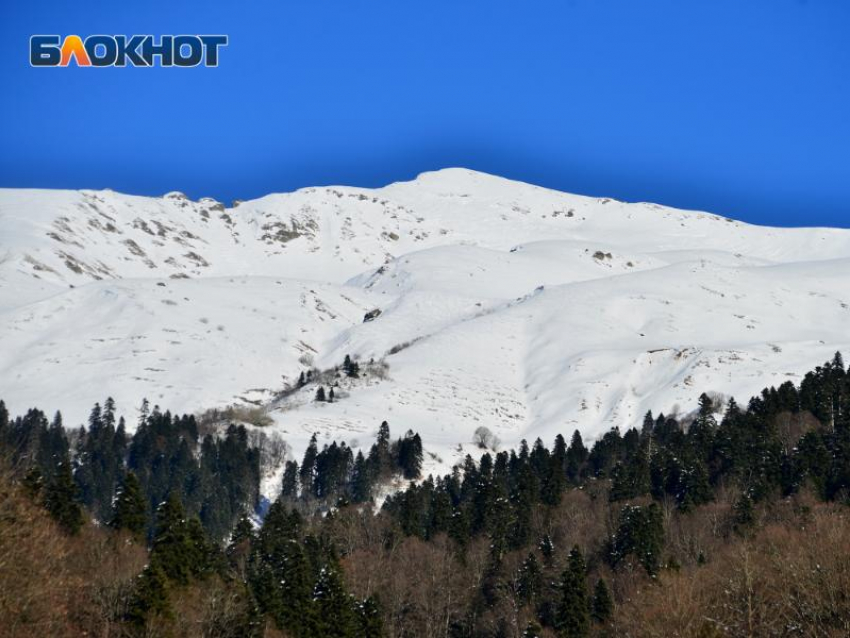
0,352,849,636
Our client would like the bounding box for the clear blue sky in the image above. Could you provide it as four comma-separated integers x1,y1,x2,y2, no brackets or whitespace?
1,0,849,227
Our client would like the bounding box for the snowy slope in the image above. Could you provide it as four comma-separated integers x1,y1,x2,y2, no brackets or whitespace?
2,168,850,475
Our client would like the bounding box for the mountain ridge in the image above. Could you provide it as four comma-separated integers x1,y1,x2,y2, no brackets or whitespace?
2,169,849,481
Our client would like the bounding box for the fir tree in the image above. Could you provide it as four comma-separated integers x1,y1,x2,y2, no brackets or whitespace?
300,434,318,496
313,558,359,637
590,579,613,623
230,512,254,545
150,492,198,585
44,453,84,535
566,430,588,483
555,546,590,638
126,563,171,626
539,534,555,567
315,386,326,402
368,420,393,479
0,399,8,438
516,552,542,604
280,460,299,500
112,471,147,539
733,492,756,535
350,451,373,503
249,503,315,634
397,430,423,479
22,466,43,500
343,354,360,378
609,503,664,576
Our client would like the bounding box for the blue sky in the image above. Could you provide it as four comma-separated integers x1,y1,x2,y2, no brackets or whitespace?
1,0,849,227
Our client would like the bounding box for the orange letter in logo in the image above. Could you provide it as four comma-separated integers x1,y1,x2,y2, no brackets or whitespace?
60,35,91,66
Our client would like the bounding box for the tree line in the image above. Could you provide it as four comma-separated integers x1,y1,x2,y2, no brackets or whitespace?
1,352,849,636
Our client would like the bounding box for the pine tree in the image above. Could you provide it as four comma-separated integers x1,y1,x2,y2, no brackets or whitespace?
329,387,335,402
112,471,147,539
315,386,326,402
590,579,613,623
555,546,590,638
44,453,84,535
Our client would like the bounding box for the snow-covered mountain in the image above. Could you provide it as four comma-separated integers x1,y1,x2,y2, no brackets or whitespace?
2,168,850,475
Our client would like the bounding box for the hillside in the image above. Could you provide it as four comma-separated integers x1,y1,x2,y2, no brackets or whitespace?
2,168,850,478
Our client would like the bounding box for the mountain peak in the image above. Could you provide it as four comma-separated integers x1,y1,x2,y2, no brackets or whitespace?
2,176,850,472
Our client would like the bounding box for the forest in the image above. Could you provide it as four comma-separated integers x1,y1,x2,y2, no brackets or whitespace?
1,353,849,637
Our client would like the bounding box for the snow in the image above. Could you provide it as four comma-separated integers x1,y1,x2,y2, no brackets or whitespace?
2,168,850,481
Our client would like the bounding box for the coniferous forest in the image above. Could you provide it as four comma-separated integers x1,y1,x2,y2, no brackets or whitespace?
1,354,850,637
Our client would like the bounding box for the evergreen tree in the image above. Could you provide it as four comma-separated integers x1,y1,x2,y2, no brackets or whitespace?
37,411,70,478
343,354,360,378
566,430,588,483
300,434,318,496
0,399,8,439
397,430,423,479
609,503,664,576
112,471,147,539
280,460,299,500
690,393,718,459
22,466,43,500
150,492,200,585
44,453,84,535
516,552,542,604
539,533,555,567
350,451,373,503
313,558,359,637
733,492,756,535
315,386,326,402
590,579,613,623
555,546,590,638
249,503,315,634
368,420,393,479
229,512,254,550
358,595,384,638
126,563,171,626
